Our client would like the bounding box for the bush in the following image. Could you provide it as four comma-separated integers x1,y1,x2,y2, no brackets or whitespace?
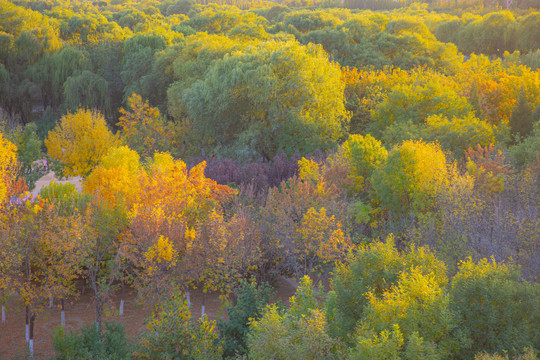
218,280,275,359
53,322,132,360
134,293,222,360
449,258,540,360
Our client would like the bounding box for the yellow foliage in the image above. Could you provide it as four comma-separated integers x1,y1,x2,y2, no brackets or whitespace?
83,146,141,207
45,109,120,177
144,235,177,275
0,133,17,205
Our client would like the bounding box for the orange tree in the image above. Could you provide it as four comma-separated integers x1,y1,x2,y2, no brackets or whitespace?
124,152,235,301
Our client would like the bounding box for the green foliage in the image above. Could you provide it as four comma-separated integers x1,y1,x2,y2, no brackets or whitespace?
134,293,222,360
342,134,387,192
425,114,495,159
509,87,535,142
248,276,340,360
218,279,275,359
178,39,349,160
53,322,132,360
474,348,538,360
10,123,43,190
39,181,91,215
372,140,448,216
449,258,540,360
370,80,472,142
327,236,448,344
63,71,111,116
509,121,540,169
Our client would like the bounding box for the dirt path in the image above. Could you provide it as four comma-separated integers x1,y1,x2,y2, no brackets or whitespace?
31,171,82,196
0,277,297,359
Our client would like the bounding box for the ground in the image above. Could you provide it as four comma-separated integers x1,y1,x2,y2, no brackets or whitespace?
0,277,298,359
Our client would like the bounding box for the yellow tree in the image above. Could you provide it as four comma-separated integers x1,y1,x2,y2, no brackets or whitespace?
0,133,17,206
125,153,235,302
118,94,176,159
0,199,86,356
83,145,141,208
45,109,120,177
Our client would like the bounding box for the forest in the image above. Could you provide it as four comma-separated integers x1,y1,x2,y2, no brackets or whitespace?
0,0,539,358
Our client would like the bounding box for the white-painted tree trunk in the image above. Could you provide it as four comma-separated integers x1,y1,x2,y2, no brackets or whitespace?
29,339,34,358
49,295,53,308
25,324,29,342
201,304,205,320
1,305,5,323
119,299,124,316
61,310,65,327
187,291,191,308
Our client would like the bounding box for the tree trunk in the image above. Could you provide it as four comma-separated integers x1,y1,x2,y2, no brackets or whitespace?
201,293,206,320
29,311,35,358
61,299,65,327
25,305,29,342
187,291,191,308
96,296,103,330
1,305,5,323
119,284,125,316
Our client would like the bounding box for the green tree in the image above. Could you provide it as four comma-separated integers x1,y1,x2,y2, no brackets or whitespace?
449,258,540,360
63,71,111,116
218,280,275,358
248,276,340,360
342,134,388,192
509,87,535,142
372,140,448,217
326,236,448,344
178,40,349,160
134,292,222,360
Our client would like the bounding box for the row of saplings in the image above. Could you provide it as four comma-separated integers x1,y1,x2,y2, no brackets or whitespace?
47,237,539,360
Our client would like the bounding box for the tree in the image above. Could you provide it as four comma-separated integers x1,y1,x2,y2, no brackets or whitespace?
0,133,17,206
248,276,340,360
63,71,111,116
83,145,141,208
134,292,222,360
45,109,120,177
509,87,535,142
449,258,540,359
326,237,448,344
118,94,176,158
372,140,448,217
0,200,87,357
81,200,129,328
342,134,388,192
218,280,274,358
177,40,349,160
425,114,495,158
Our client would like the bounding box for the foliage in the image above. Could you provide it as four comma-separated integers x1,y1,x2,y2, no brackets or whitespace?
372,140,448,216
425,114,495,159
45,109,120,177
342,134,387,192
134,293,222,360
0,132,17,205
218,279,275,358
39,181,91,215
83,145,141,207
449,258,540,360
118,93,177,159
9,123,44,190
53,322,132,360
248,276,341,360
178,39,349,160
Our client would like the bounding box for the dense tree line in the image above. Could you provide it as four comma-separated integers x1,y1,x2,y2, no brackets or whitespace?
0,0,539,358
